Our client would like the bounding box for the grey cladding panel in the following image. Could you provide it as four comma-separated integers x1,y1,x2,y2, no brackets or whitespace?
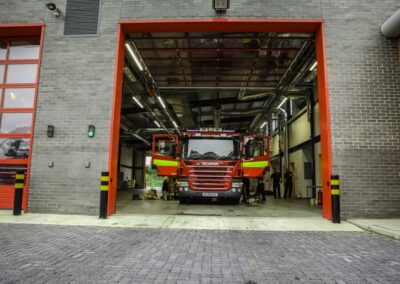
64,0,101,35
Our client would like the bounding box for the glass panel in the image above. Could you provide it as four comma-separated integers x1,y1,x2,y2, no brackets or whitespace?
0,65,4,82
0,138,30,159
3,88,35,108
0,113,32,133
9,41,40,60
0,41,6,60
0,164,27,185
5,64,37,84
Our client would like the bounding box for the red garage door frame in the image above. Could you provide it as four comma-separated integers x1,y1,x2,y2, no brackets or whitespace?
108,19,333,220
0,23,45,211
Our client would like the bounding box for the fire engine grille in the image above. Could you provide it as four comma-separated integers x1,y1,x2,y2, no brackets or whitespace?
188,165,233,190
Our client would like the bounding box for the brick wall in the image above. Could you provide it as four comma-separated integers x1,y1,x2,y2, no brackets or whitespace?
0,0,399,217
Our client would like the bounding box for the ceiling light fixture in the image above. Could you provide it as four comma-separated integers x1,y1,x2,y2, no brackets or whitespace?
309,61,317,71
172,120,178,128
276,97,288,109
125,43,143,71
123,66,137,82
157,96,166,109
132,96,144,109
260,121,267,129
154,121,161,128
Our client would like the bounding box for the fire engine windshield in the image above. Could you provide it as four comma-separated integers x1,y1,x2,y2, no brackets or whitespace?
185,137,240,160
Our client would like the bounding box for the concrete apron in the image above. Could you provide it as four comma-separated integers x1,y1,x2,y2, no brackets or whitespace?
0,211,361,231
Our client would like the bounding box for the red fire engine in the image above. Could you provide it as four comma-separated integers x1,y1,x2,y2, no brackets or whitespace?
151,128,270,203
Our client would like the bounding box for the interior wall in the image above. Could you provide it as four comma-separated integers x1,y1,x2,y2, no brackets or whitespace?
289,148,313,198
120,145,133,181
133,150,145,188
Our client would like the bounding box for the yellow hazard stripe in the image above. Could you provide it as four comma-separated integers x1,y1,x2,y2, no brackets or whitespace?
331,180,340,186
15,183,24,189
100,176,109,182
331,189,340,195
153,159,179,167
100,185,109,191
16,174,25,179
242,161,269,168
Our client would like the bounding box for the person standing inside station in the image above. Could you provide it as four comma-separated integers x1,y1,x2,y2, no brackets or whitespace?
283,168,294,199
270,168,281,199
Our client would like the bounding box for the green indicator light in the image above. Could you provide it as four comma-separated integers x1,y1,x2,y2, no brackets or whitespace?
88,125,95,138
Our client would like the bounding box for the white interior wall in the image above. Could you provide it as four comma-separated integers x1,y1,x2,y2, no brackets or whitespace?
270,134,279,157
289,111,311,148
289,149,312,198
120,145,133,181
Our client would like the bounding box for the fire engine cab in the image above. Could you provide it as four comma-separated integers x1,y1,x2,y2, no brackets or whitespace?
152,128,270,203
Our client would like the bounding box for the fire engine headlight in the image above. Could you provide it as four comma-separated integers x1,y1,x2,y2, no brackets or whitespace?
178,181,188,187
232,182,243,188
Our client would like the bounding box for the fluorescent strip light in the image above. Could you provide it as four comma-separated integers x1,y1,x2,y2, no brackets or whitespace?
309,61,317,71
157,96,166,109
125,43,143,71
276,97,288,109
172,120,178,128
132,96,144,109
154,121,161,128
260,121,267,129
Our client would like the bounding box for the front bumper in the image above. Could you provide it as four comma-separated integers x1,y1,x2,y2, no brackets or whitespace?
179,187,242,199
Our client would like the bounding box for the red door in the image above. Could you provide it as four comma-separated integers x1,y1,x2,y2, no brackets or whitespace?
151,134,180,177
242,135,270,178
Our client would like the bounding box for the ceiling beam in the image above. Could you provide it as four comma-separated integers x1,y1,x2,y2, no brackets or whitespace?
189,96,265,108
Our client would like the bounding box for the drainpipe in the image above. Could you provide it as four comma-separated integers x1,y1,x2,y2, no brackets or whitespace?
308,88,317,198
381,9,400,37
214,105,221,128
278,108,289,172
381,9,400,63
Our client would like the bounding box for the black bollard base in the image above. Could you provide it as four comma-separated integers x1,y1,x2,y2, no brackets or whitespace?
332,195,341,223
99,190,108,219
13,188,23,216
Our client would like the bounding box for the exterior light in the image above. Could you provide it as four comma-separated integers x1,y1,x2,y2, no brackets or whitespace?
125,43,143,71
309,61,317,71
277,97,288,109
132,96,144,109
213,0,230,13
47,125,54,137
154,121,161,128
260,121,267,129
157,96,166,109
88,125,95,138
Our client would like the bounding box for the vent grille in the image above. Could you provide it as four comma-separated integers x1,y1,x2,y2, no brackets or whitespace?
64,0,101,35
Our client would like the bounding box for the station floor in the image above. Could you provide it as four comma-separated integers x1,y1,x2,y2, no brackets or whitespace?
116,189,322,217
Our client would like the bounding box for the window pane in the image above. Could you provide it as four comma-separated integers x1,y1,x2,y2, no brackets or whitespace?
0,65,4,82
3,88,35,108
0,42,6,60
0,113,32,133
5,64,37,84
0,138,30,159
0,164,27,185
9,41,40,60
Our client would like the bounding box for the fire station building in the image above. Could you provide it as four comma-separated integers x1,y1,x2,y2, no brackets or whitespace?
0,0,399,221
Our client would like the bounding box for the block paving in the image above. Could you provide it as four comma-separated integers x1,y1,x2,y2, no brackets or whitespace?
0,224,400,283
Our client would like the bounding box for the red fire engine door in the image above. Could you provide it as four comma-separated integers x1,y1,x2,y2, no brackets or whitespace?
242,136,270,178
151,134,180,177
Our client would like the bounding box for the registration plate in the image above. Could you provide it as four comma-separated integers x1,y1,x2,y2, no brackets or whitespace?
202,192,218,197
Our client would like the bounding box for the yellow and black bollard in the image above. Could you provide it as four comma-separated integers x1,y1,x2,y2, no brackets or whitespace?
13,170,25,216
331,175,340,223
99,171,109,219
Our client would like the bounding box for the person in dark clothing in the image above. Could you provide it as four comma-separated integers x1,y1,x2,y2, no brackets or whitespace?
242,178,250,203
283,168,294,199
161,176,170,200
256,178,266,203
270,168,281,199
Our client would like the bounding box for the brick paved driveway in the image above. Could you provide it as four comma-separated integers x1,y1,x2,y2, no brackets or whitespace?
0,224,399,283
